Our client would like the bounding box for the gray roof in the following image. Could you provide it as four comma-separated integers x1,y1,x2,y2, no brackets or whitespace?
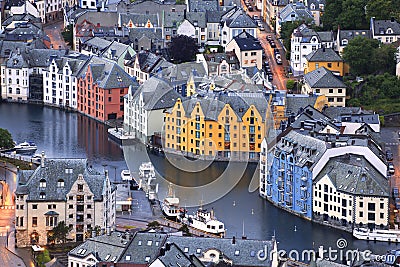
206,10,227,23
274,129,327,168
188,0,219,12
156,243,204,267
69,231,129,262
100,41,136,61
79,56,138,89
290,105,339,132
286,94,321,115
164,11,185,28
53,54,90,76
303,67,346,88
337,30,371,43
118,232,167,264
306,0,325,11
221,7,257,28
119,13,160,27
279,3,313,22
82,37,112,53
305,48,342,62
187,12,207,28
293,24,320,42
322,106,367,120
317,31,334,43
160,62,206,82
2,13,41,27
372,18,400,36
232,31,262,51
75,11,119,27
314,154,388,197
16,158,106,201
167,236,275,267
133,76,180,110
128,27,163,42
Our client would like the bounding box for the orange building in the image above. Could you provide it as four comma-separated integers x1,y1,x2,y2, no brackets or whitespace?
77,56,137,122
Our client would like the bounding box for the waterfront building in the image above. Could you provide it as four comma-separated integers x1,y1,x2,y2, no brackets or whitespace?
164,92,269,161
15,155,116,247
43,53,89,109
77,56,138,122
313,154,389,228
123,76,180,143
260,106,388,227
219,7,258,47
290,24,322,76
302,67,347,107
196,51,240,76
304,47,348,77
226,31,263,70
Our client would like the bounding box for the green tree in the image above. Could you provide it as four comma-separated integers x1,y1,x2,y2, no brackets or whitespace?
286,79,295,90
169,35,198,63
342,36,380,75
51,221,71,244
322,0,343,30
147,221,161,229
36,249,51,267
178,224,192,236
366,0,392,20
61,24,73,46
0,128,14,149
373,43,397,75
338,0,368,29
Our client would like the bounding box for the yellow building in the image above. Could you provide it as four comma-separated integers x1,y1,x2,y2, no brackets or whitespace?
304,47,349,76
164,94,270,161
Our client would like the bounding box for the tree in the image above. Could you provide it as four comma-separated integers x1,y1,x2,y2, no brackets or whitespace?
51,221,71,244
322,0,343,30
147,221,161,229
373,43,397,75
169,35,198,63
337,0,368,29
286,79,296,90
342,36,380,76
0,128,14,149
61,24,73,46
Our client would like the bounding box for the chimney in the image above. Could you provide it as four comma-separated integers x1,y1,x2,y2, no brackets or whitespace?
391,17,395,22
40,151,45,168
166,242,171,251
16,47,20,55
159,247,166,256
232,236,236,244
106,226,111,236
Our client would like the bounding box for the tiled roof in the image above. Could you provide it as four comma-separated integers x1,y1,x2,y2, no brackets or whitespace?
337,30,371,43
128,27,163,42
188,0,219,12
316,31,334,42
372,18,400,35
232,31,262,51
101,41,136,61
16,158,106,201
75,11,119,27
221,7,257,28
119,13,160,27
187,12,207,28
286,94,320,115
304,67,346,88
305,48,342,62
160,62,206,82
206,10,227,23
69,231,129,262
156,243,204,267
322,106,365,120
293,24,320,42
314,154,388,197
306,0,325,11
279,2,313,22
82,37,112,52
2,13,41,27
164,11,185,28
118,232,167,264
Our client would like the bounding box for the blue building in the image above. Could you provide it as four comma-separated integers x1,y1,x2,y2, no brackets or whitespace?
263,130,326,219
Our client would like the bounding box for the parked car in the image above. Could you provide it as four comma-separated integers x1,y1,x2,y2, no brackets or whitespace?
276,57,282,65
259,25,265,31
394,187,399,198
270,41,276,48
266,35,272,41
389,162,395,174
262,50,266,59
268,74,273,81
386,150,394,161
253,15,259,20
274,48,280,55
264,61,269,68
265,67,272,74
248,6,253,11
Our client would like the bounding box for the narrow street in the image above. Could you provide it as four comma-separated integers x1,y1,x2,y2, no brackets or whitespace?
43,20,68,50
241,0,289,90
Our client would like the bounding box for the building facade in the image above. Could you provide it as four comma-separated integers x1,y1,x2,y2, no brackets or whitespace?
15,156,116,247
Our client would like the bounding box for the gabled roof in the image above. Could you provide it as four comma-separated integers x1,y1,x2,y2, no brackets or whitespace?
306,0,325,11
337,29,371,43
286,94,322,116
279,2,313,22
231,31,262,51
304,67,346,88
128,27,163,43
316,31,334,43
75,11,118,27
314,154,388,197
82,37,112,52
119,13,159,27
293,24,320,42
372,18,400,36
101,41,136,61
206,10,228,23
156,243,204,267
188,0,219,12
16,158,106,201
186,12,207,28
221,7,257,28
305,47,342,62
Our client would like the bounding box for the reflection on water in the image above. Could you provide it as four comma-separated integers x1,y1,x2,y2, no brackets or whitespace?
0,102,399,255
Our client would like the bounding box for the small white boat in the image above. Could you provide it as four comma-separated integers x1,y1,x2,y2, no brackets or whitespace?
353,228,400,242
120,169,139,190
161,183,181,219
15,141,37,154
179,207,226,237
139,162,156,178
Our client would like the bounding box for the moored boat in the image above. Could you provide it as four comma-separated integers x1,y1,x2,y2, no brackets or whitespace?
14,141,37,154
179,206,226,237
161,183,181,219
120,169,139,190
353,228,400,242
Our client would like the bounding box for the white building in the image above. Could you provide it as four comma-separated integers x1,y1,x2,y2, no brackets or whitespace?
43,54,88,109
370,17,400,44
15,156,116,247
123,77,180,143
219,7,258,47
290,24,321,76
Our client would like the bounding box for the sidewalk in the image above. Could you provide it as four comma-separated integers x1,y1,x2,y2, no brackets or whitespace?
6,230,34,267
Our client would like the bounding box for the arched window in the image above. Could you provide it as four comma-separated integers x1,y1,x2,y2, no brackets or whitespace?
39,179,46,188
8,78,12,84
57,179,64,187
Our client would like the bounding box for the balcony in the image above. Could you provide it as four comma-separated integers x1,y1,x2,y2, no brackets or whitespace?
301,176,307,182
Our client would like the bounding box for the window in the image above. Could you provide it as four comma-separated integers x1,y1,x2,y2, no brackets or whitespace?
359,211,363,217
328,89,333,94
78,184,83,192
32,204,38,209
337,97,343,102
328,97,334,102
57,179,64,187
39,179,46,188
327,63,332,68
338,89,343,94
32,217,38,227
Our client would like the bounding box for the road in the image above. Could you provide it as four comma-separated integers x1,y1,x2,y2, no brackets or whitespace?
43,21,68,50
241,0,289,90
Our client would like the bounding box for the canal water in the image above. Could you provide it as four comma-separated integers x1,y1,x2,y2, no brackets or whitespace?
0,102,398,257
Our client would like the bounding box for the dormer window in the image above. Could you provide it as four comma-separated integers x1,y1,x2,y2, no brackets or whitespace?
39,192,46,199
387,28,393,34
39,179,46,188
57,179,64,187
342,39,348,45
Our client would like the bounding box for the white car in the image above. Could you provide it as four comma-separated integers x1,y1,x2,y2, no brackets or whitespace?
259,25,265,31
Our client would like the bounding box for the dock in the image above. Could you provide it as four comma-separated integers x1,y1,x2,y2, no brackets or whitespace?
107,127,135,145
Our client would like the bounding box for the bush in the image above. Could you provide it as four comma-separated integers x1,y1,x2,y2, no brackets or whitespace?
36,249,51,267
286,79,295,90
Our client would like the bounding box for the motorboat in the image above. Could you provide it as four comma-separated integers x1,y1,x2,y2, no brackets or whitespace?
161,183,181,219
139,162,156,178
120,169,139,190
353,228,400,242
179,207,226,237
14,141,37,154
